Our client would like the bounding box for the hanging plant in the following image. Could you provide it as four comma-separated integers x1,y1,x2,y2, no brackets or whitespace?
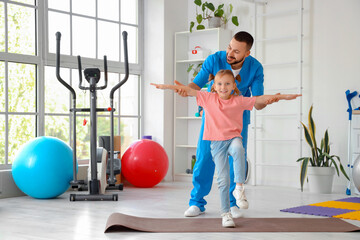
189,0,239,32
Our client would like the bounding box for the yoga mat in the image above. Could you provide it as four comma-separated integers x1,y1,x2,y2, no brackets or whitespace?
104,213,360,232
281,197,360,221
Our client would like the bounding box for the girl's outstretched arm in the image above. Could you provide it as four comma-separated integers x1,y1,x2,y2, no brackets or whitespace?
151,81,198,97
254,94,302,110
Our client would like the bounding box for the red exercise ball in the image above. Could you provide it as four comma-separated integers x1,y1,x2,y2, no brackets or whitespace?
121,139,169,188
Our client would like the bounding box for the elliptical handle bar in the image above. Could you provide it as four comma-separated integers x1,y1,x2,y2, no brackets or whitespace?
56,31,78,185
110,31,129,100
56,32,76,99
108,31,129,186
77,56,83,90
97,55,108,90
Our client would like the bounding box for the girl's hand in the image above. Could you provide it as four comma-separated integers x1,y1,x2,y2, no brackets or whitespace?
281,94,302,100
150,83,166,89
264,93,302,105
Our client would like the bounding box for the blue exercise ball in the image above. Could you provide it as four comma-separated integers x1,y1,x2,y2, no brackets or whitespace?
12,136,75,199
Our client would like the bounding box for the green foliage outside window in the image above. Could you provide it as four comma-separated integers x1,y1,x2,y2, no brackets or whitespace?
0,3,36,164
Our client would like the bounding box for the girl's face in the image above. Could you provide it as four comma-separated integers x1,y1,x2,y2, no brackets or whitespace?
213,74,236,100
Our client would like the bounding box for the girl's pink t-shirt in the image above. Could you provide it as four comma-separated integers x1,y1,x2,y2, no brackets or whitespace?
196,91,256,141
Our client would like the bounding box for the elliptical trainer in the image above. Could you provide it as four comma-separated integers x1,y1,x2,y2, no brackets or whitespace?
55,31,129,201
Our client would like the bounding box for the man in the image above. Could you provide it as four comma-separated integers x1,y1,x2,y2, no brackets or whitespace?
177,31,265,218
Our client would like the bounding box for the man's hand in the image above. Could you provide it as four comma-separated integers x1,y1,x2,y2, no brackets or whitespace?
265,93,281,105
174,80,188,97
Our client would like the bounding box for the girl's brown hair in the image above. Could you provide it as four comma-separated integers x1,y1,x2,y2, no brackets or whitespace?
209,70,241,96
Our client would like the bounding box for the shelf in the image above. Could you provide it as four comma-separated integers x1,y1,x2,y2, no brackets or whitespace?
176,145,197,148
241,0,267,5
174,173,193,182
176,59,205,63
174,173,217,182
176,173,192,176
176,117,201,120
175,27,223,35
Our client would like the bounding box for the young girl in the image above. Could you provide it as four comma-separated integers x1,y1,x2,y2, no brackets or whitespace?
151,70,301,228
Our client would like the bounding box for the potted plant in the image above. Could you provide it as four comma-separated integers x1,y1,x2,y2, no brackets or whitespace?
187,63,203,79
297,105,349,193
189,0,239,32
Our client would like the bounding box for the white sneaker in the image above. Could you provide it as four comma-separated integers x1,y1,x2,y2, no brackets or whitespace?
184,206,204,217
221,212,235,228
230,206,243,218
233,186,249,209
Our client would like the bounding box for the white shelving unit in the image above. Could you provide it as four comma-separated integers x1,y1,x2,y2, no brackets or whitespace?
173,28,232,181
249,0,304,187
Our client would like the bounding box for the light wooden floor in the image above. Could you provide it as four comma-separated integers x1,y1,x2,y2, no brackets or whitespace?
0,181,359,240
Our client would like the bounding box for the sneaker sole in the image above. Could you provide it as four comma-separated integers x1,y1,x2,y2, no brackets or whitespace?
184,211,205,217
223,224,235,228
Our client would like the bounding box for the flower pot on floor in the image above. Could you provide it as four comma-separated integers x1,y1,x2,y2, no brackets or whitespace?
307,166,335,194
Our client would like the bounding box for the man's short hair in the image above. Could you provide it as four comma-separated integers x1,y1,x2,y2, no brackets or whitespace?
233,31,254,50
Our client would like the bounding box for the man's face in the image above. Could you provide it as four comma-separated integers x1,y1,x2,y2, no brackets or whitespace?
226,38,250,68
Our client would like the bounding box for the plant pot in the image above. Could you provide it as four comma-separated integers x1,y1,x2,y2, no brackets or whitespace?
307,166,335,194
208,17,221,28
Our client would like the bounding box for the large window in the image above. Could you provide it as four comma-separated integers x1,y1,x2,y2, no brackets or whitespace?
47,0,138,63
0,0,38,166
0,0,142,167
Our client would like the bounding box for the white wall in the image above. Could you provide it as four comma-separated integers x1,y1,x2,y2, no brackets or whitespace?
0,170,24,198
309,0,360,192
143,0,187,181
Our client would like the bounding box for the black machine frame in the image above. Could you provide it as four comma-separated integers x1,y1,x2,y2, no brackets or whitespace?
55,31,129,201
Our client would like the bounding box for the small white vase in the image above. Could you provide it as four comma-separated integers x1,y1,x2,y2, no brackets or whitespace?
208,17,221,28
307,166,335,194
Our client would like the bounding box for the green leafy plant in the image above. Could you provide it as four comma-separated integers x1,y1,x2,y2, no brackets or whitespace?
189,0,239,32
187,63,203,78
296,105,349,192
